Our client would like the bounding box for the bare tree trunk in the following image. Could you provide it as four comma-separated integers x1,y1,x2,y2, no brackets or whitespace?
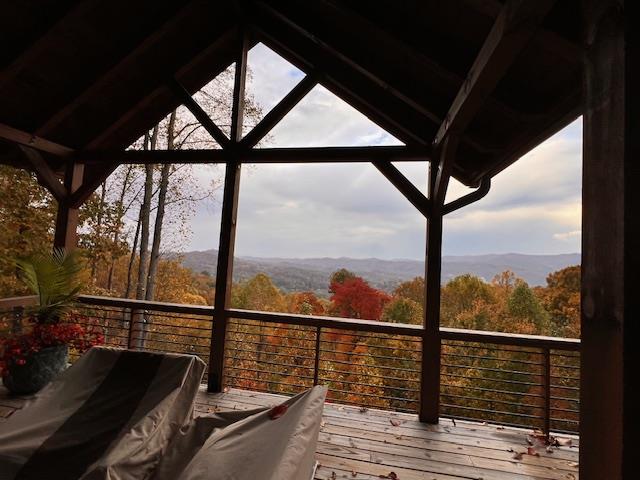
107,165,133,291
124,211,141,298
145,112,175,301
135,129,157,300
91,181,107,282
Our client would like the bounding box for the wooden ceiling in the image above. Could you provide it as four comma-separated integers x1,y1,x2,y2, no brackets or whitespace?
0,0,582,186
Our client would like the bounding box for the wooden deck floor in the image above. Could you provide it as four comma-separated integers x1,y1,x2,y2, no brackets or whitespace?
1,386,579,480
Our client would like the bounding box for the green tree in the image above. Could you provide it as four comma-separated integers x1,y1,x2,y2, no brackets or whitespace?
381,297,423,325
507,280,551,334
393,277,424,307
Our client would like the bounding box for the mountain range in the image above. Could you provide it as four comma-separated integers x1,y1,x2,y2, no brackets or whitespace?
179,250,580,296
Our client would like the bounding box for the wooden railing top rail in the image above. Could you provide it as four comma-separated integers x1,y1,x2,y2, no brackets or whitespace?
1,294,581,351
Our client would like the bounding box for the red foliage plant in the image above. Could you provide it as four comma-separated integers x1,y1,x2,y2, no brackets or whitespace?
0,314,103,376
329,277,391,320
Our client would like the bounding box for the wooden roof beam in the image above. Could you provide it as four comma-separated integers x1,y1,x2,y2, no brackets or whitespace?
0,122,74,157
167,78,230,149
372,161,431,218
18,146,66,201
251,24,429,148
75,146,430,165
239,72,318,149
433,0,558,147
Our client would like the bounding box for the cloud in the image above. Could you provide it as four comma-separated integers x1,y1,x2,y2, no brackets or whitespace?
183,47,583,259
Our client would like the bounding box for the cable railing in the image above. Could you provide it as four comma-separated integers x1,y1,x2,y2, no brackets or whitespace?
0,294,580,433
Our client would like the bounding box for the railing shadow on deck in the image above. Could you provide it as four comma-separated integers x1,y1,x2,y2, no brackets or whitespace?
0,294,580,434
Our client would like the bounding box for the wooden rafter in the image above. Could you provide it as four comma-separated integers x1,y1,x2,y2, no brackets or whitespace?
239,72,318,148
251,24,429,147
433,0,558,146
0,122,74,157
18,146,66,201
167,78,230,149
372,161,431,218
35,1,202,137
75,146,430,165
69,163,119,208
84,26,240,150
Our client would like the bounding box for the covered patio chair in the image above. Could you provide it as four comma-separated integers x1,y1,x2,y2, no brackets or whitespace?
0,346,206,480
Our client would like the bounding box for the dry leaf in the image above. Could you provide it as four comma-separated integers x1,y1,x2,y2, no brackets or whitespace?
451,418,457,426
527,447,540,457
526,436,534,446
390,419,402,427
496,426,505,430
567,461,579,468
330,472,337,480
351,470,358,477
555,438,573,447
379,472,399,479
512,451,524,460
359,406,368,413
268,404,288,420
546,446,554,453
223,387,229,393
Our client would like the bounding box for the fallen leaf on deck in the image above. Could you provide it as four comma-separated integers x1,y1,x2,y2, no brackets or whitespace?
451,418,456,426
526,436,534,446
555,437,573,447
351,470,358,477
527,447,540,457
321,421,326,428
512,451,524,460
496,426,505,430
268,404,288,420
330,471,337,480
546,446,554,453
359,406,368,413
390,419,402,426
223,387,229,393
567,462,579,468
379,472,398,479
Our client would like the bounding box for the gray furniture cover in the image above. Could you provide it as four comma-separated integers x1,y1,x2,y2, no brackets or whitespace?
152,386,328,480
0,347,206,480
0,347,327,480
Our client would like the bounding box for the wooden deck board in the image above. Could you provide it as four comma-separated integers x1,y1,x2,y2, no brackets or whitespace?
0,386,579,479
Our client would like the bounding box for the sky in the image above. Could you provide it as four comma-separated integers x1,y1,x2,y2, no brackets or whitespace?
185,43,582,260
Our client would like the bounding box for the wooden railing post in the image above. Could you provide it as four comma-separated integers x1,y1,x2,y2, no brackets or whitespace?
313,326,322,386
542,347,551,438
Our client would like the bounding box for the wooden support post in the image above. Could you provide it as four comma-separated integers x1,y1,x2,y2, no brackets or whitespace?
581,2,635,479
420,136,457,423
53,161,84,251
208,31,248,392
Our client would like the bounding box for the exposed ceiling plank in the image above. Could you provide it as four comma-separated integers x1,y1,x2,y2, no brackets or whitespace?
0,122,74,157
313,0,534,123
75,146,430,165
35,1,201,137
85,26,240,150
462,0,582,62
433,0,558,147
239,72,318,148
18,145,67,200
372,160,431,218
0,1,100,90
167,78,230,149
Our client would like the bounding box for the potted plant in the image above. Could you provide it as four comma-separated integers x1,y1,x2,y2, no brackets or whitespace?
0,249,103,395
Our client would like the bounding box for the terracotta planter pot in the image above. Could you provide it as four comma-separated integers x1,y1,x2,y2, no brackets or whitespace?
3,345,69,395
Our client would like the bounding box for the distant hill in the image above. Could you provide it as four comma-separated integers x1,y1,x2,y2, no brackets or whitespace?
179,250,580,296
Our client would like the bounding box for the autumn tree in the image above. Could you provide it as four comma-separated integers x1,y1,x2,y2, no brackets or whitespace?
381,297,423,325
393,277,425,308
329,275,391,320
